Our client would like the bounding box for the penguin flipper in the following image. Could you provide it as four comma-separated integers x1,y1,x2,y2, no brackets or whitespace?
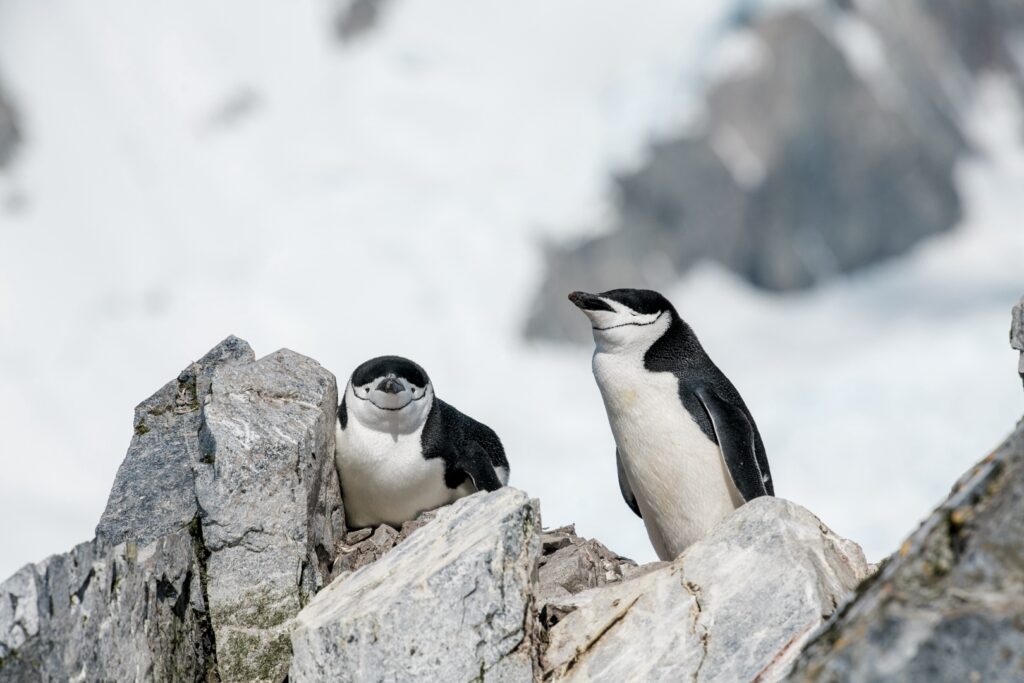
695,387,770,501
617,449,642,518
458,441,504,492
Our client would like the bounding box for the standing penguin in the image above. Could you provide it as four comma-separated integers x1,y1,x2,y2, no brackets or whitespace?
569,289,773,560
335,355,509,529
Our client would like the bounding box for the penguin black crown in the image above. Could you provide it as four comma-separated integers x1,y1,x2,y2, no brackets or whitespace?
335,355,509,529
569,288,773,560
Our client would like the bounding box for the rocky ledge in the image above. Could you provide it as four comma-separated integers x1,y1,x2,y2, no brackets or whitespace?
2,301,1023,681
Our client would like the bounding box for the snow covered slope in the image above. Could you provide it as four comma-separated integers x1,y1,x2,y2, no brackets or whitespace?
0,0,1021,578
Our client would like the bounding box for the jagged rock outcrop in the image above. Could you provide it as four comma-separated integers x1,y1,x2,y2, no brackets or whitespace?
97,335,256,547
194,347,342,681
290,488,540,682
539,498,870,682
526,0,984,342
785,422,1024,680
1,337,343,683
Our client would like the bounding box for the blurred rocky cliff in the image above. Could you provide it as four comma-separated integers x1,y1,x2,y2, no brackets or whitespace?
526,0,1024,342
0,81,18,169
2,297,1023,681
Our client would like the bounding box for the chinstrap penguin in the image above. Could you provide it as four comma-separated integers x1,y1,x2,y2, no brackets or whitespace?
335,355,509,529
569,288,773,560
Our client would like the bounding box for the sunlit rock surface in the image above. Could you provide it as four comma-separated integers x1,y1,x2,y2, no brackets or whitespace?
539,498,869,682
290,488,540,682
195,348,342,682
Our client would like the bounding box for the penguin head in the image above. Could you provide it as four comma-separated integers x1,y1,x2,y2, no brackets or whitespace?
569,288,674,352
345,355,434,434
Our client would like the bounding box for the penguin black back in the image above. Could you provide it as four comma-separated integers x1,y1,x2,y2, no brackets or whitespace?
422,399,509,492
644,310,774,498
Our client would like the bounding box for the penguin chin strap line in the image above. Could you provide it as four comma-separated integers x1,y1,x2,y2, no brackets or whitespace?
592,310,664,332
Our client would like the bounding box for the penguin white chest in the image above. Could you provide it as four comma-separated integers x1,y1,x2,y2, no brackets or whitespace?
593,352,742,560
335,421,469,528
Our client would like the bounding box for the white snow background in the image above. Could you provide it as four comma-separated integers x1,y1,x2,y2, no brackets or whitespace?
0,0,1022,579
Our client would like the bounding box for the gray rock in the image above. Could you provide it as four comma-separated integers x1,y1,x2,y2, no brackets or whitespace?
1013,297,1024,388
195,348,342,682
14,337,343,683
0,530,215,682
331,510,437,577
785,418,1024,682
540,498,870,682
535,524,642,604
96,335,255,547
525,1,969,342
289,488,541,683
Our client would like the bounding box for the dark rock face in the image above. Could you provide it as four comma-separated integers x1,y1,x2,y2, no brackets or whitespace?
0,530,215,682
97,335,255,547
786,423,1024,680
0,84,19,169
526,0,981,342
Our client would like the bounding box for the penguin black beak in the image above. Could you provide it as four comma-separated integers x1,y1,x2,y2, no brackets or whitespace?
568,291,614,312
377,377,403,394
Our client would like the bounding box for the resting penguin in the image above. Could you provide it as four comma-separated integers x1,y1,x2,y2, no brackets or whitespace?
335,355,509,529
569,288,773,560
